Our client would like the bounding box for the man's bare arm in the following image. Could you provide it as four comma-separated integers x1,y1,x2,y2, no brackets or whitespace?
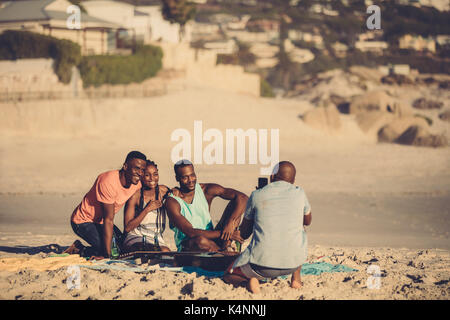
202,183,248,241
304,212,312,226
165,197,221,240
101,202,115,257
239,217,254,240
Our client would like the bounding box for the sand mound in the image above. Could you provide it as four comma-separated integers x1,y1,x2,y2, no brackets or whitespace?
439,110,450,122
349,91,412,117
412,98,443,110
395,126,448,148
378,117,430,143
355,111,396,136
301,103,341,133
348,66,384,83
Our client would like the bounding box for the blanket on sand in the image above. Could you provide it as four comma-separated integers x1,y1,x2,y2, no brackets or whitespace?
0,254,358,278
78,258,358,278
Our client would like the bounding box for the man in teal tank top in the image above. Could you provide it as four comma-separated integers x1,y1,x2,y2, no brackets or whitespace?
166,160,248,252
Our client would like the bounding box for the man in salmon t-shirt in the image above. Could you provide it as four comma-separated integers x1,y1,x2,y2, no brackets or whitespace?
65,151,147,259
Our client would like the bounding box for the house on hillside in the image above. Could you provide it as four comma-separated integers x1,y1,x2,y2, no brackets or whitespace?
436,35,450,47
378,64,415,76
284,39,314,64
82,0,151,44
249,42,279,68
396,0,449,11
0,0,120,55
288,30,324,48
399,34,436,53
225,30,279,43
191,22,221,42
309,4,339,16
355,40,388,53
332,42,349,58
246,19,280,33
358,30,384,42
137,5,193,43
224,15,251,31
203,39,237,54
84,1,194,44
396,0,421,7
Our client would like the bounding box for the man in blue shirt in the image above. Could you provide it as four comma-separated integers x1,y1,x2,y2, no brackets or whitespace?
223,161,312,293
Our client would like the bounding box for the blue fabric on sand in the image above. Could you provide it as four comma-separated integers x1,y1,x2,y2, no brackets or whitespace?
78,260,358,278
176,262,358,279
301,262,357,276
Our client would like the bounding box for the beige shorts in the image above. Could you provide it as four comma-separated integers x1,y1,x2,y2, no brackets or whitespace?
226,263,266,280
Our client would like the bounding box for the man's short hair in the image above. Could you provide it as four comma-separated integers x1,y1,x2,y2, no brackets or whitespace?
125,151,147,163
174,159,193,176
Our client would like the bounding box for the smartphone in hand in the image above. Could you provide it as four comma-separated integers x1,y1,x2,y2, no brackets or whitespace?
257,177,268,189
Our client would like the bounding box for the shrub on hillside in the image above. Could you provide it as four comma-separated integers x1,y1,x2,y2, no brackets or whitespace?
0,30,81,83
260,78,275,98
78,44,163,87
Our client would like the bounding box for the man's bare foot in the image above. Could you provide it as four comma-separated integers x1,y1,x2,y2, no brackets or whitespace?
290,267,302,289
63,240,84,255
247,277,261,294
290,280,303,289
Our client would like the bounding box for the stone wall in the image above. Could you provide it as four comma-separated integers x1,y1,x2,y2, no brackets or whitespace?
155,42,260,96
0,58,170,102
0,58,78,101
0,42,260,102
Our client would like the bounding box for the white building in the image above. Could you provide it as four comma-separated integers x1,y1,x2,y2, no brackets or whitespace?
358,30,384,42
355,41,388,53
436,35,450,47
332,41,349,58
249,42,279,58
397,0,449,11
378,64,412,76
83,1,194,44
83,0,151,43
138,5,193,43
420,0,450,11
309,4,339,16
288,29,324,48
191,22,221,42
225,30,279,43
226,15,251,30
284,39,314,64
398,34,436,53
0,0,120,55
203,39,237,55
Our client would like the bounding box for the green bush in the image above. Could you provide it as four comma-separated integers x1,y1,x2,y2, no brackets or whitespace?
0,30,81,83
0,31,163,87
260,78,275,98
78,44,163,87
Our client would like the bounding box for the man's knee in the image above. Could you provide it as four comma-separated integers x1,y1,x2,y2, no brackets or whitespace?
193,235,210,249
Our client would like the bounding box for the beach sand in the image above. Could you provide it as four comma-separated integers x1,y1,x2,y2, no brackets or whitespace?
0,86,449,299
0,246,448,300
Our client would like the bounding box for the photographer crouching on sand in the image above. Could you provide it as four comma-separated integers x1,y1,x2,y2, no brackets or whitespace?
223,161,312,294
